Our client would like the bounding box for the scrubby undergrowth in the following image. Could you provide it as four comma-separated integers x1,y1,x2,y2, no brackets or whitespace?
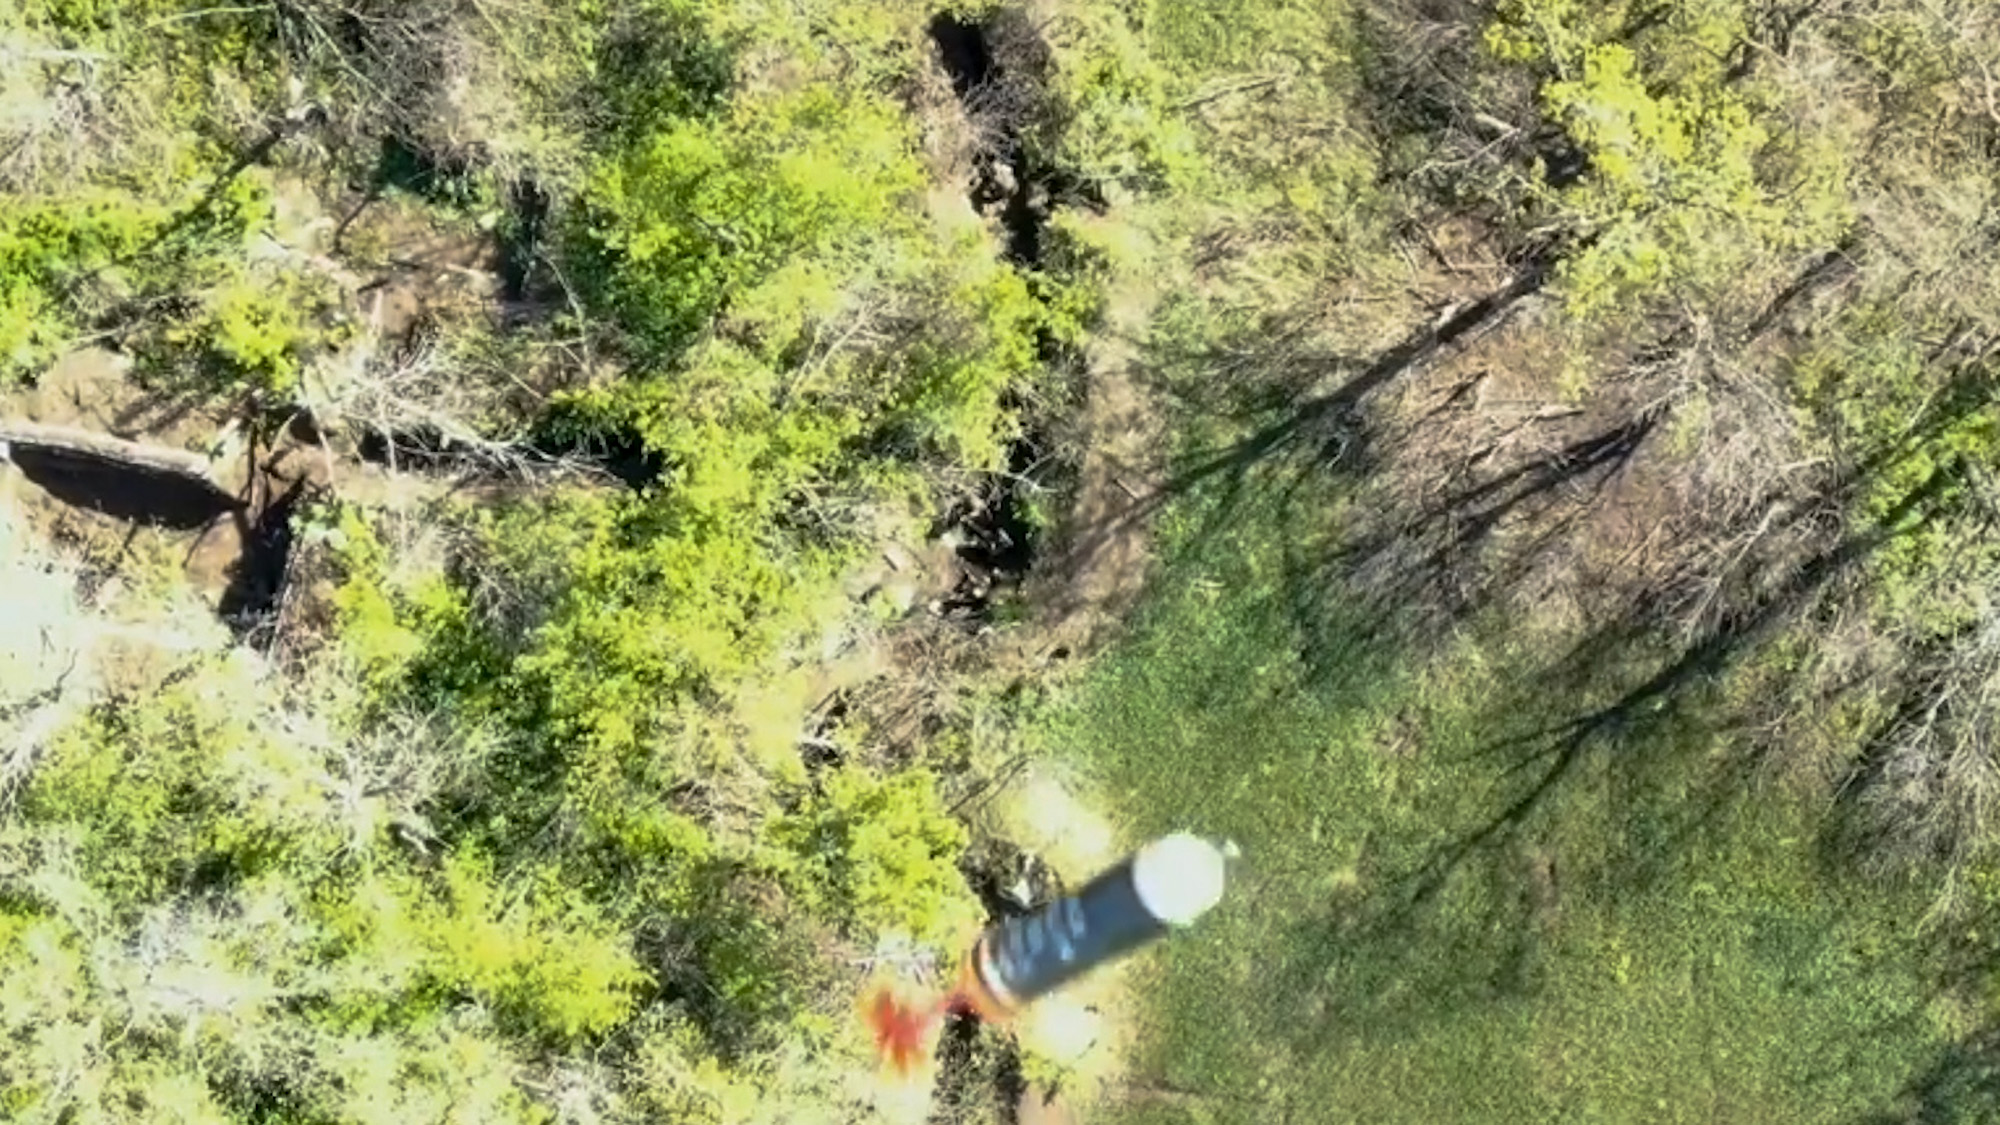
11,0,2000,1123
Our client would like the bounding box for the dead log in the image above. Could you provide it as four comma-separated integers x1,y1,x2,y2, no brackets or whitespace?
0,420,220,484
0,420,243,530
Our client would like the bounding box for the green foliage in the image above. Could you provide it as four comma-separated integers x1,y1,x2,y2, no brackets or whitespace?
487,484,843,781
1486,3,1852,320
18,675,330,909
1785,311,2000,640
587,0,736,146
327,527,431,691
15,0,2000,1120
0,193,162,380
572,86,925,357
438,14,1045,873
313,1020,551,1125
21,0,285,164
0,164,333,403
315,855,643,1043
1036,7,1203,196
158,270,349,402
768,767,979,949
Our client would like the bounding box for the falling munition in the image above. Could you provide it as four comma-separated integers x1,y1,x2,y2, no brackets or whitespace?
956,832,1230,1021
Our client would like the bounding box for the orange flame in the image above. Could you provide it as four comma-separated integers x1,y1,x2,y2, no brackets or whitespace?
863,984,948,1075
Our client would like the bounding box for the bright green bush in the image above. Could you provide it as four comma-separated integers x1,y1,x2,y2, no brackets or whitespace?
22,0,284,135
3,0,1059,1117
470,73,1043,837
313,1021,550,1125
0,193,162,380
1485,7,1852,320
1037,6,1203,196
21,690,238,909
768,767,979,949
315,854,644,1043
0,165,321,399
161,271,348,402
1785,307,2000,640
572,85,925,358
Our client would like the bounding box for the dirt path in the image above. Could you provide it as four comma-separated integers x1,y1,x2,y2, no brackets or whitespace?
972,259,1165,1125
1028,272,1165,658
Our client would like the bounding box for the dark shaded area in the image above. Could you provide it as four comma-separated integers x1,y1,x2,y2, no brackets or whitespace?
930,836,1049,1125
528,425,663,489
927,11,1101,267
929,1010,1027,1125
928,13,993,98
1744,235,1865,343
958,836,1062,920
1348,1,1543,221
934,434,1043,623
371,134,481,208
6,446,241,530
589,4,735,143
355,420,665,489
799,691,848,771
1303,407,1663,649
499,178,551,302
921,9,1116,634
1156,251,1558,522
355,425,504,475
1538,137,1590,189
1850,1028,2000,1124
220,479,309,632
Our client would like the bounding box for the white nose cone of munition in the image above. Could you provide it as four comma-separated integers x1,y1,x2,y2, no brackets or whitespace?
1132,831,1230,926
962,832,1231,1020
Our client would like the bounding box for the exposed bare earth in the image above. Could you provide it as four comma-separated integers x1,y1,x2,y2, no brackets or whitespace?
1028,274,1165,657
0,184,517,615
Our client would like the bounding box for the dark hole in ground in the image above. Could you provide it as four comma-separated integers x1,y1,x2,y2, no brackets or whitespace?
372,134,481,209
996,181,1043,266
499,178,550,302
800,690,849,771
931,1010,1028,1125
220,479,309,634
536,425,664,488
960,837,1063,919
935,433,1043,623
526,407,668,489
934,836,1048,1125
928,13,994,99
6,447,242,531
357,425,492,474
1540,137,1590,190
925,10,1102,268
354,422,665,490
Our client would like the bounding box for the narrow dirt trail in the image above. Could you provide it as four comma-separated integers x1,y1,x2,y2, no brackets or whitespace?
971,265,1165,1125
1028,273,1165,659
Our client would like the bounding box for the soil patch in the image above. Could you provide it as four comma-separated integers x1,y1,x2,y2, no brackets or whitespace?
1,435,238,531
0,183,530,628
1025,275,1163,655
2,348,255,606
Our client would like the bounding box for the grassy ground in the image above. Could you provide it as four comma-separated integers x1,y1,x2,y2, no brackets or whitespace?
1032,437,1967,1123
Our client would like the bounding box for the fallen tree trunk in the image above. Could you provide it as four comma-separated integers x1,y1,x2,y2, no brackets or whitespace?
0,420,221,485
0,419,244,530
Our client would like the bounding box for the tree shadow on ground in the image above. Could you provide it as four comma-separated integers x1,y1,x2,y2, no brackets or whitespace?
1114,242,2000,1115
1848,1029,2000,1124
1242,394,1970,1008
